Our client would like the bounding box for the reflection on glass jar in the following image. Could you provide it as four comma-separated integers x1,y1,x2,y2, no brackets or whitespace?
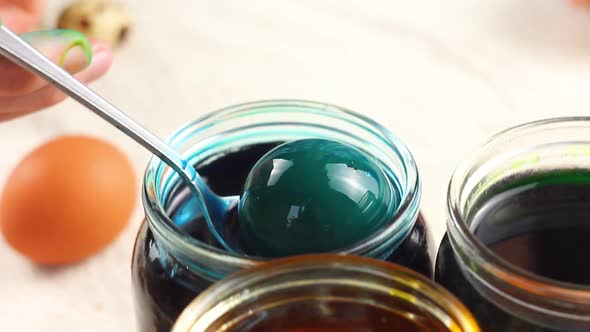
131,100,432,332
435,118,590,331
171,254,480,332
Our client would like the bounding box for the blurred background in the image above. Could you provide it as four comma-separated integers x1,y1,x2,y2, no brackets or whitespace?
1,0,590,330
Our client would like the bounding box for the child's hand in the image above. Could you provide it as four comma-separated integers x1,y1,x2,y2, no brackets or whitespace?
0,0,43,34
0,0,113,122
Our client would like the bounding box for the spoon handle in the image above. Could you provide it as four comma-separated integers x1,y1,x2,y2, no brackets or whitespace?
0,24,191,178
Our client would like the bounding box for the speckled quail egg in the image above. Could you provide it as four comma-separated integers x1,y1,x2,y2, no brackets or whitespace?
57,0,133,47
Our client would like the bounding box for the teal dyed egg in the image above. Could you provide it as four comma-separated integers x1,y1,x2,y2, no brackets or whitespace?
239,138,399,257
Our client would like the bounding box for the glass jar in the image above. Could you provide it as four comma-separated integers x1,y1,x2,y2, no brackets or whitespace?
171,254,480,332
435,117,590,331
131,100,431,332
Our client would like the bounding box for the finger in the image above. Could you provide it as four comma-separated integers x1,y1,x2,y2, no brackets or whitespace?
0,6,38,33
0,29,94,97
0,44,112,121
0,0,45,33
3,0,44,12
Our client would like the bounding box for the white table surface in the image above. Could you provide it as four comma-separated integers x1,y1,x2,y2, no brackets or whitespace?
2,0,590,330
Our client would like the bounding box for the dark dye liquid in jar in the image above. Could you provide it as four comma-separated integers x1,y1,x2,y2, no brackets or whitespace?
205,301,449,332
435,170,590,331
169,142,432,275
472,170,590,285
133,143,432,332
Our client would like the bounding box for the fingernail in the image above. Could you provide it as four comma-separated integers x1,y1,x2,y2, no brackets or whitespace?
21,29,93,73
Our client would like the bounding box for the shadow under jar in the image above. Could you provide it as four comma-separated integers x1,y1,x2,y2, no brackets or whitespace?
131,100,432,332
435,117,590,332
171,255,480,332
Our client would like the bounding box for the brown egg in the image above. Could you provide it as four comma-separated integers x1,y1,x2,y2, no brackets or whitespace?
0,135,137,266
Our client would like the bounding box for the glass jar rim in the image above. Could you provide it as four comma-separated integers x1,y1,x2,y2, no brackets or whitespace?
142,99,421,270
447,116,590,306
171,254,481,332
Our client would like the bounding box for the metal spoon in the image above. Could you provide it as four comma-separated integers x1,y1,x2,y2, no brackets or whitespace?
0,22,239,252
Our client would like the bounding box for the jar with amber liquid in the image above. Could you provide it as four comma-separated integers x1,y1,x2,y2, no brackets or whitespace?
172,255,481,332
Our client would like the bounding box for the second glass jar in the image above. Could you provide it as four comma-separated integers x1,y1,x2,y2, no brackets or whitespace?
131,100,431,332
435,117,590,331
